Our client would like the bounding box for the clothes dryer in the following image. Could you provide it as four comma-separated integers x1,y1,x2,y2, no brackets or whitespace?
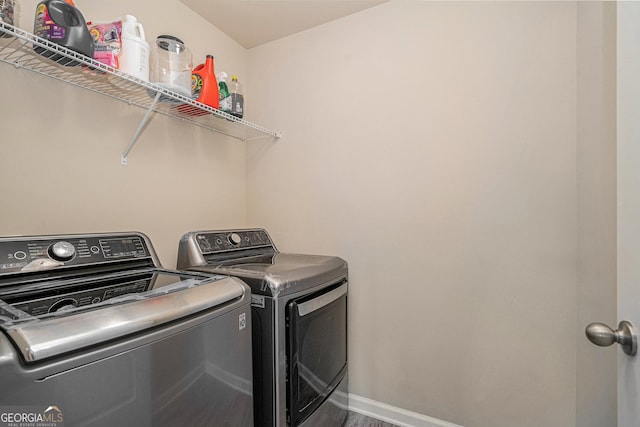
177,228,348,427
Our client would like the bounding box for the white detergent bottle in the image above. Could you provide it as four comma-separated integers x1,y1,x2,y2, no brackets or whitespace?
119,15,149,81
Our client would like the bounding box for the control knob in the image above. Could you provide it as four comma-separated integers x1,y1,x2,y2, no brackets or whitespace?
48,241,76,262
228,233,242,246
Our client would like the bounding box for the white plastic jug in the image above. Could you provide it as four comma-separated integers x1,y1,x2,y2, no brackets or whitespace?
119,15,149,81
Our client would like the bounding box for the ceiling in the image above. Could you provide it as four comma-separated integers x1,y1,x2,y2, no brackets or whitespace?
180,0,389,49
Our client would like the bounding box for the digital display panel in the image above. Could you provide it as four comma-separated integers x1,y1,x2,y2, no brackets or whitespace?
99,237,146,259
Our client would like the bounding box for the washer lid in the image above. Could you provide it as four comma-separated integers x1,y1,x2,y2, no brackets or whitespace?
0,273,246,363
193,253,348,297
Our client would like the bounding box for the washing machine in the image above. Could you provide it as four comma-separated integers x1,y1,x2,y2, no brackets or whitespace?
177,228,348,427
0,232,253,426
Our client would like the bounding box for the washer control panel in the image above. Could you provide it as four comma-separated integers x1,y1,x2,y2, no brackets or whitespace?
0,235,150,274
196,229,273,254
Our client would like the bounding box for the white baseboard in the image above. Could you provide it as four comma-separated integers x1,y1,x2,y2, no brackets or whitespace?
348,394,464,427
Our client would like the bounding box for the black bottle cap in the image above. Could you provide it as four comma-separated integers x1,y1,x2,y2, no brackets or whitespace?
156,35,185,51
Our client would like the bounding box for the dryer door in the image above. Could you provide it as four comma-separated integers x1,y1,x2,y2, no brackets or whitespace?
286,282,347,426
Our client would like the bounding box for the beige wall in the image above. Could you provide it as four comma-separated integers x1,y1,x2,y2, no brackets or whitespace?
247,2,583,426
0,0,249,267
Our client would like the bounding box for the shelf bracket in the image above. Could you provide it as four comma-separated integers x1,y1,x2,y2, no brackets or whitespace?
121,91,161,165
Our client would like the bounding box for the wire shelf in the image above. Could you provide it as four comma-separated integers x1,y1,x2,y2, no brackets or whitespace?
0,23,281,163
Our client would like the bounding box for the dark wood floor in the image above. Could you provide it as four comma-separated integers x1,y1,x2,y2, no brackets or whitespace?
343,411,399,427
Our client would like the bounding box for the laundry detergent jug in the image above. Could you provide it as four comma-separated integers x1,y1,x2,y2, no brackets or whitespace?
33,0,94,66
119,15,149,81
177,54,218,116
192,55,219,108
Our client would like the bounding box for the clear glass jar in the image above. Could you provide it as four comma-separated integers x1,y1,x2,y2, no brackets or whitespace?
149,35,193,98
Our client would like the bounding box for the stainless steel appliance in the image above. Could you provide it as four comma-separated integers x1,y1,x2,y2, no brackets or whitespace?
177,228,348,427
0,232,253,426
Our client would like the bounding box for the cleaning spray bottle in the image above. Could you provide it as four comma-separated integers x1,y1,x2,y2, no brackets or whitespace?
217,72,231,114
33,0,94,66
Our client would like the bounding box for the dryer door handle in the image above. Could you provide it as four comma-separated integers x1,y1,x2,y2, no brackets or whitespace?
296,283,347,317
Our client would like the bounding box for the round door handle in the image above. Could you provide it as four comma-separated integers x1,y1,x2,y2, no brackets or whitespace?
585,321,637,356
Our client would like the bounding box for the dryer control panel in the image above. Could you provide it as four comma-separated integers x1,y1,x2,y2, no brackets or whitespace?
195,229,273,254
